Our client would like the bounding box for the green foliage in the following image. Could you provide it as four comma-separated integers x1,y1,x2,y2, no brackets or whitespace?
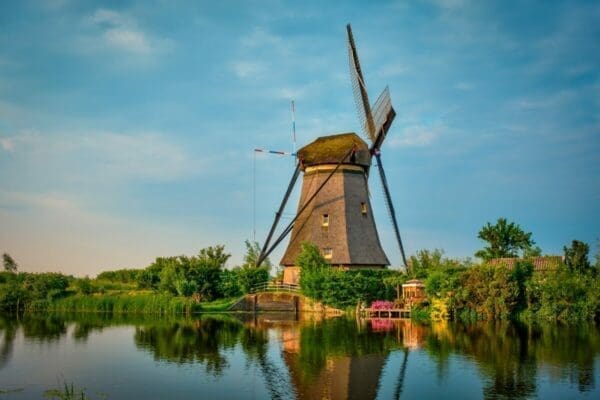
243,240,272,272
235,266,269,294
526,266,599,322
96,268,140,283
44,382,90,400
453,263,530,320
0,272,70,312
563,240,592,273
46,293,199,314
297,243,329,300
2,253,17,272
408,249,445,279
296,242,398,308
523,245,542,258
475,218,535,261
23,273,70,301
174,279,198,297
404,249,467,298
74,277,94,296
218,269,242,298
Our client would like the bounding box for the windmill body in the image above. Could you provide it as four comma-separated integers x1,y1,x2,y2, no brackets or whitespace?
257,24,407,280
281,133,389,284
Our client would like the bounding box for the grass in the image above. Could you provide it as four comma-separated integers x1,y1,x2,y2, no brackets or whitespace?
198,297,239,312
38,293,201,315
43,381,106,400
0,388,24,395
27,292,244,315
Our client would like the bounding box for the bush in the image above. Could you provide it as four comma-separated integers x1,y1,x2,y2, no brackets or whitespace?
74,277,94,295
297,243,398,309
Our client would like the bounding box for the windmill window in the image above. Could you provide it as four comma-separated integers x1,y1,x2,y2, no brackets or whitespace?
361,202,368,215
321,214,329,227
323,248,333,259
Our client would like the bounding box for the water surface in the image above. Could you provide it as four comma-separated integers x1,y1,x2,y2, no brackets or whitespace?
0,313,598,399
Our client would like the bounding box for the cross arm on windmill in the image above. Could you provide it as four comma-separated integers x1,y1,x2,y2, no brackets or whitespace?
255,24,408,282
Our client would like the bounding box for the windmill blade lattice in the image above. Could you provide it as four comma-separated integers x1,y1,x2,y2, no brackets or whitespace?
347,24,376,143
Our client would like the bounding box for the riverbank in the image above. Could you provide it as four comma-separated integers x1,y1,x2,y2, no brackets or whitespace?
28,293,239,315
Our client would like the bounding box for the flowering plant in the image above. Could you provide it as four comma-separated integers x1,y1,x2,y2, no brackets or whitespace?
371,300,394,310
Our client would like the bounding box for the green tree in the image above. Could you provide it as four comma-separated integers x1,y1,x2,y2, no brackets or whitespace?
523,245,542,258
74,277,94,295
2,253,17,273
475,218,535,261
564,240,591,273
174,278,198,297
297,242,329,300
243,240,272,272
197,245,230,268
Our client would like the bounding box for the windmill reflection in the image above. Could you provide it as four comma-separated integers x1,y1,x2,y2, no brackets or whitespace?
276,317,425,400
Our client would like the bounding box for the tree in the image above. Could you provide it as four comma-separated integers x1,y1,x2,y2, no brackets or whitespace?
197,245,230,268
297,243,329,300
564,240,591,273
475,218,535,261
2,253,17,273
523,245,542,258
242,240,272,272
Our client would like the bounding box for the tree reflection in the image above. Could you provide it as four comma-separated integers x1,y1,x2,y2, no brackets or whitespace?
0,315,17,370
0,312,597,398
425,321,599,398
134,317,242,377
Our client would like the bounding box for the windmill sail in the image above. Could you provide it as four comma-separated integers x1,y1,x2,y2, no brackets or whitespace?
347,24,408,269
347,24,376,143
370,86,396,151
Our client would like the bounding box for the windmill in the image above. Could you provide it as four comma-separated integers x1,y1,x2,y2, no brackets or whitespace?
257,24,408,284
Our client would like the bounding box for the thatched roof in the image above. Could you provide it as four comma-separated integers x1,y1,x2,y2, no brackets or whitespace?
297,132,371,169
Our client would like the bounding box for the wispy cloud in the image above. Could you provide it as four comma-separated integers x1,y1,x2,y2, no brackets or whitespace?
389,125,442,148
0,137,14,152
230,60,266,79
2,130,198,182
453,81,473,91
76,8,172,61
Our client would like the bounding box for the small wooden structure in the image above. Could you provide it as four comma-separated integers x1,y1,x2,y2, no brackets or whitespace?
401,279,426,304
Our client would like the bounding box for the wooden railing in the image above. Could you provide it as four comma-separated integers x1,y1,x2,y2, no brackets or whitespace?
250,282,301,294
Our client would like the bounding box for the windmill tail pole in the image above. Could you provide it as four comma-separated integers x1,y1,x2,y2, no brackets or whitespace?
256,163,301,267
375,152,408,269
258,146,356,266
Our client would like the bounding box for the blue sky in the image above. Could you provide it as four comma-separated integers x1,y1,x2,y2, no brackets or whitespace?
0,0,598,275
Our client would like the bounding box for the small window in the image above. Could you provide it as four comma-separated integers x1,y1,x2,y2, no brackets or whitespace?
323,248,333,259
321,214,329,227
361,202,368,215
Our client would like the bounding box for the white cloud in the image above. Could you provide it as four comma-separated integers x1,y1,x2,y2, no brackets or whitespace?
103,28,153,55
0,138,14,152
0,190,78,212
2,130,197,182
230,60,266,79
379,63,410,77
240,27,282,49
77,8,171,59
389,125,441,148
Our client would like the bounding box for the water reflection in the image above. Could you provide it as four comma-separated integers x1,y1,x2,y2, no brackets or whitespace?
0,313,598,399
424,321,599,398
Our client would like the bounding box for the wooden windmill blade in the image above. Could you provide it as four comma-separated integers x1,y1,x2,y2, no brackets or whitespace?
375,151,409,268
347,24,408,268
370,86,396,152
347,24,376,143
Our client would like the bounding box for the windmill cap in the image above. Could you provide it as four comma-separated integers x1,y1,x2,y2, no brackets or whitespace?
297,132,370,169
